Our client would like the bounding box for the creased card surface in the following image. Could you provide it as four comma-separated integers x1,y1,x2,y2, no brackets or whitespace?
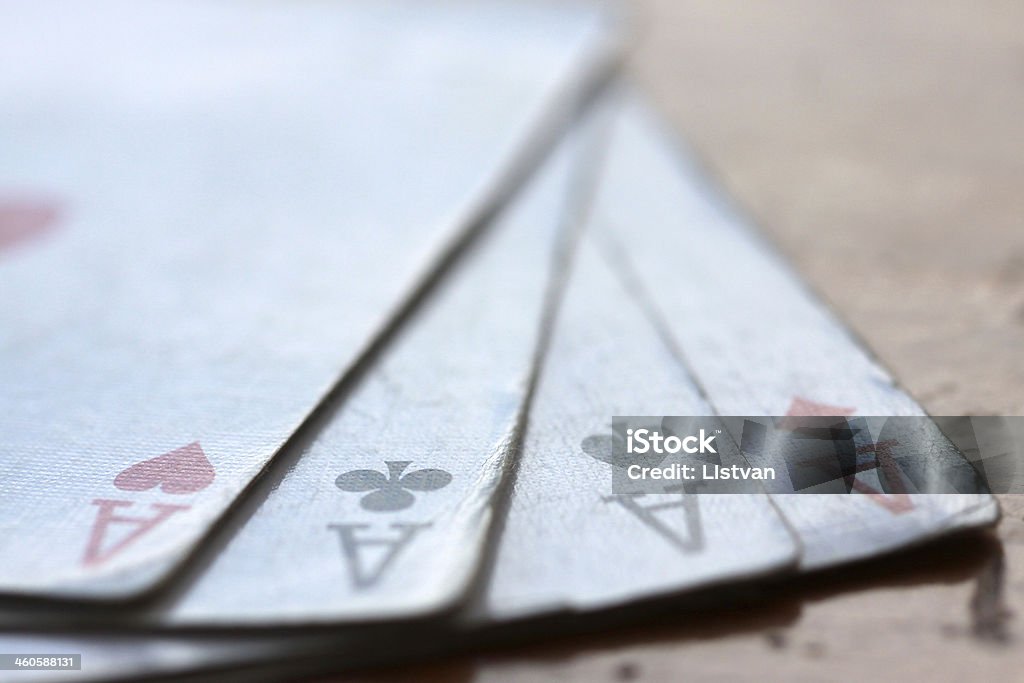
479,233,798,618
0,0,617,599
592,96,998,569
146,93,597,625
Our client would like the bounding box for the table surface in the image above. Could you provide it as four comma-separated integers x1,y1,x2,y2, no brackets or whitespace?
350,1,1024,680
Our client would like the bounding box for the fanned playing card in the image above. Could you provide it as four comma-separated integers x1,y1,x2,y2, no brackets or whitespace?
0,0,617,599
0,85,1002,682
0,86,603,629
477,232,798,619
153,106,599,625
590,95,998,569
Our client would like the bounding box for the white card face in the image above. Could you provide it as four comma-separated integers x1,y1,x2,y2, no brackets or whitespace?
137,100,592,625
591,96,998,569
479,234,798,618
0,0,617,599
0,94,1002,681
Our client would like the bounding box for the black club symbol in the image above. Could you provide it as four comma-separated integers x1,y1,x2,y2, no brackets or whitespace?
335,461,452,512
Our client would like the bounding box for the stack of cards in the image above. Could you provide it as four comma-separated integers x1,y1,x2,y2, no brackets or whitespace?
0,1,998,681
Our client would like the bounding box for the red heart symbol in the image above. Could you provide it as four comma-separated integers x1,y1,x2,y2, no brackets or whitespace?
0,197,62,253
114,442,216,495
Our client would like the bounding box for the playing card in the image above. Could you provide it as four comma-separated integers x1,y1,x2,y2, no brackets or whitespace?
0,90,1004,683
0,216,800,664
0,114,599,674
477,230,798,618
589,94,998,569
147,104,599,625
0,87,604,630
0,0,618,599
0,100,797,682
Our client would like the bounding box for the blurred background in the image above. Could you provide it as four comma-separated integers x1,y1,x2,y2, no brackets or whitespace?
354,2,1024,680
630,0,1024,418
